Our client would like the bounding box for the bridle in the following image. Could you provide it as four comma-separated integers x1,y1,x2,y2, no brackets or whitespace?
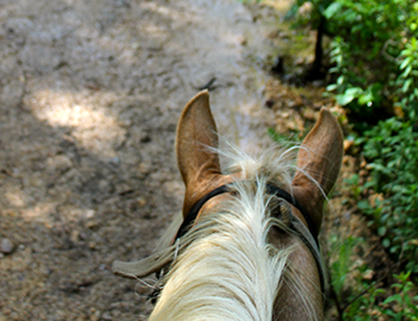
174,183,325,294
112,182,326,300
173,182,325,294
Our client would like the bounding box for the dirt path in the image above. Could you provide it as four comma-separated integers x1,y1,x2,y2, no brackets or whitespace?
0,1,285,320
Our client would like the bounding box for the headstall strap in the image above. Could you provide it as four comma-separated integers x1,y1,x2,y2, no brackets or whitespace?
176,182,319,246
265,183,319,247
175,184,230,240
173,182,325,295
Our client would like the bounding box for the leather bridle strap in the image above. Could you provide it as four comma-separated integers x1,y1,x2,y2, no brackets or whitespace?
175,185,230,240
175,183,319,246
265,183,319,247
174,182,325,294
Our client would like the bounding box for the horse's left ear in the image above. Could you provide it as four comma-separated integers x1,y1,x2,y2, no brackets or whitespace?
176,90,223,217
292,107,343,234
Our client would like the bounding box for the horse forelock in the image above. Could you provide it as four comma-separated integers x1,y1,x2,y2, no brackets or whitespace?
149,145,321,321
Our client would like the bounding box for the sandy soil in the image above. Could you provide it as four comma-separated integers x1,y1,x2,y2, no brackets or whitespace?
0,0,294,320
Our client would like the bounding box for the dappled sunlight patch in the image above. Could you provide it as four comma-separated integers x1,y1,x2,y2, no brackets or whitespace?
30,90,115,129
1,199,94,228
56,205,96,222
20,202,58,222
5,189,28,208
28,89,126,158
16,202,96,227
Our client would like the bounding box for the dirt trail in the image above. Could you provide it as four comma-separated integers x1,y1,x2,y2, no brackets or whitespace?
0,1,285,320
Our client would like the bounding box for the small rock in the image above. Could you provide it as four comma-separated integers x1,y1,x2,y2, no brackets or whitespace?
2,306,12,315
1,238,14,254
47,154,72,173
98,179,111,193
137,196,147,207
109,157,120,166
362,269,374,280
343,139,354,151
85,209,95,219
138,163,150,174
86,220,99,229
90,310,100,321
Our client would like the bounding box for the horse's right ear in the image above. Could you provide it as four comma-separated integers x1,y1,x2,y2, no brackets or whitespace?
176,90,223,217
292,108,343,233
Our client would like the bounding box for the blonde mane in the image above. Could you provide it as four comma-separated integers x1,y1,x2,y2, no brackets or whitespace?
149,147,321,321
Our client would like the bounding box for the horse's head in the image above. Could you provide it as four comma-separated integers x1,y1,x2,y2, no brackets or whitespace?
114,90,343,321
176,90,343,234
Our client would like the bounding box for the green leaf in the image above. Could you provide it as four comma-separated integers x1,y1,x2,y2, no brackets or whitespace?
326,84,338,91
382,238,391,248
400,56,413,70
383,294,402,304
402,78,413,93
324,2,343,19
378,226,387,236
336,87,362,106
358,91,374,105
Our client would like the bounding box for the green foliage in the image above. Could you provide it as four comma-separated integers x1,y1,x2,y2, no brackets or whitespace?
343,271,418,321
290,0,417,129
324,0,414,130
343,285,385,321
327,232,418,320
379,272,418,321
354,116,418,273
351,32,418,273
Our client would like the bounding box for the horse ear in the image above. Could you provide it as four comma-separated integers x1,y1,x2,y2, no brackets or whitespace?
176,90,222,216
292,107,343,233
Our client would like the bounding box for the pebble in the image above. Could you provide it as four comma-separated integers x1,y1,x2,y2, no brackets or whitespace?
90,310,100,321
109,157,120,166
137,196,147,207
1,238,14,254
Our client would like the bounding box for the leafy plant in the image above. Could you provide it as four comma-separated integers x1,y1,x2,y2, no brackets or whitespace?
342,271,418,321
289,0,417,130
378,271,418,321
351,28,418,273
327,231,418,320
354,116,418,273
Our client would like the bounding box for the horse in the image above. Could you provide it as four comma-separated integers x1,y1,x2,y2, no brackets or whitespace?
113,90,343,321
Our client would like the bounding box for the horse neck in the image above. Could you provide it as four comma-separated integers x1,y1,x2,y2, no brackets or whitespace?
149,182,291,321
